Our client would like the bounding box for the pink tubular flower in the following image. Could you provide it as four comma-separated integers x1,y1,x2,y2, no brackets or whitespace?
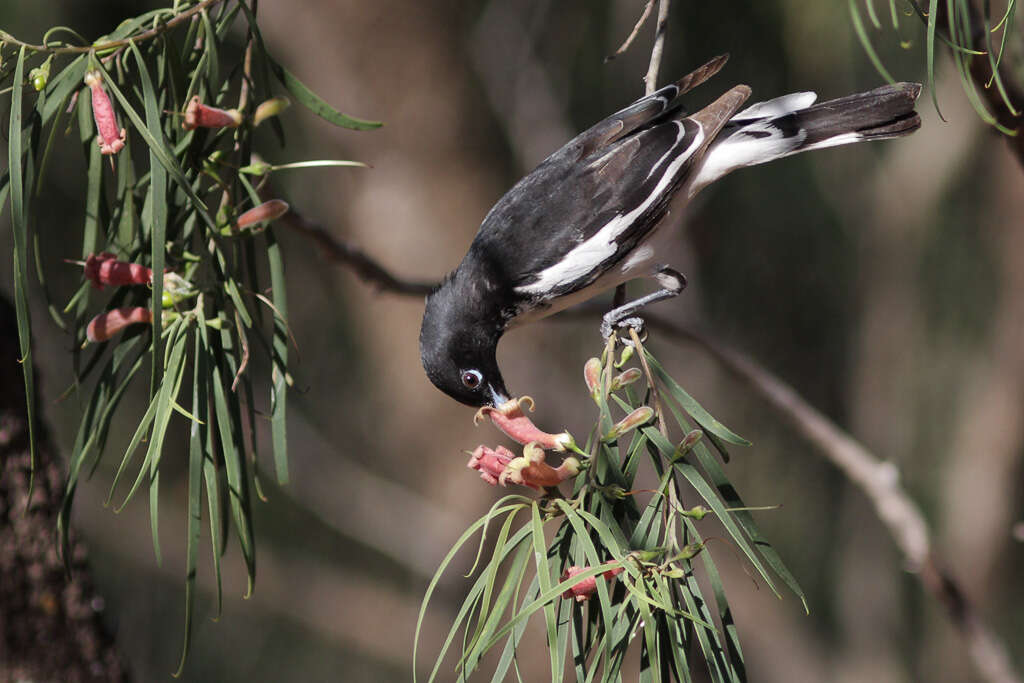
467,444,516,486
235,199,290,232
183,96,243,130
499,442,579,490
561,564,625,602
86,307,153,343
83,252,153,290
474,396,573,451
84,70,126,155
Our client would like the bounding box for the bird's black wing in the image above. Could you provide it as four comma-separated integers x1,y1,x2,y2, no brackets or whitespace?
465,68,748,311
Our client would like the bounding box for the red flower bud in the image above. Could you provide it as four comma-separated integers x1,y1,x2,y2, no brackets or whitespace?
611,368,642,391
583,357,602,394
234,199,289,232
474,396,573,451
253,96,291,127
561,564,625,602
467,444,516,486
603,406,654,441
86,307,153,343
84,70,126,156
83,252,153,290
183,96,243,130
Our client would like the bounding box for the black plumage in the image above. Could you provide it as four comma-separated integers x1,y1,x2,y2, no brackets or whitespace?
420,55,921,408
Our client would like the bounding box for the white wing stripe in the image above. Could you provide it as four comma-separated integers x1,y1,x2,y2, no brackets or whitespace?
517,123,703,296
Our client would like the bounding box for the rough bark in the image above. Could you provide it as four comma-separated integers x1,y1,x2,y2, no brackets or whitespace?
0,298,130,682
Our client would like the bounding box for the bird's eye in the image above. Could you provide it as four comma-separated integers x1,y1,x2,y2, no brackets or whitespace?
461,369,483,389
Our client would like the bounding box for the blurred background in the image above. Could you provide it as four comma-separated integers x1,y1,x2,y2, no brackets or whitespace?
1,0,1022,680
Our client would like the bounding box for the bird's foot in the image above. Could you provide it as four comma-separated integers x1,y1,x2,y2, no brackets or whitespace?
600,314,646,344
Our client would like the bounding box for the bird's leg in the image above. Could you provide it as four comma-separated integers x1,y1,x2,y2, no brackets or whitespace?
600,266,686,339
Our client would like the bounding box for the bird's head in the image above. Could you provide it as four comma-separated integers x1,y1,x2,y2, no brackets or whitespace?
420,279,511,408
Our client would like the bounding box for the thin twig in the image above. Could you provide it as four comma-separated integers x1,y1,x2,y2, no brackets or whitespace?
643,0,671,96
605,0,655,63
0,0,223,55
276,205,436,296
614,0,672,309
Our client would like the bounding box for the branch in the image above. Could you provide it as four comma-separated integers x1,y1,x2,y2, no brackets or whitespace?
605,0,655,63
277,204,435,296
637,314,1023,683
643,0,671,96
0,0,223,55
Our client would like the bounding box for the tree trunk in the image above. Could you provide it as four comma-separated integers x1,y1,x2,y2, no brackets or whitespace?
0,297,130,682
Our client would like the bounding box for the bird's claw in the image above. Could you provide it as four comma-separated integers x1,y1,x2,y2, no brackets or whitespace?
600,315,646,345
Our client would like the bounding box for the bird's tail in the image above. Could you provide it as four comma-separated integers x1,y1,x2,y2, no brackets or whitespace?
690,82,922,194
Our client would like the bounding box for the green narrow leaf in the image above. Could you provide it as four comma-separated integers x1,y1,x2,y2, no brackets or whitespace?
865,0,882,28
926,0,946,121
413,503,527,682
642,427,783,599
199,8,220,93
196,302,223,617
849,0,897,83
146,320,192,566
468,509,521,650
40,55,86,123
176,332,207,677
644,353,749,446
637,595,662,683
107,388,161,508
657,393,807,610
529,502,562,683
270,60,383,130
481,564,615,655
686,519,746,679
675,569,732,682
265,227,289,484
94,65,217,230
129,43,168,404
554,500,617,668
467,539,532,678
209,329,255,596
8,45,38,492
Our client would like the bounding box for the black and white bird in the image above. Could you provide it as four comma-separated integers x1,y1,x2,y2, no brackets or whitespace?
420,55,921,408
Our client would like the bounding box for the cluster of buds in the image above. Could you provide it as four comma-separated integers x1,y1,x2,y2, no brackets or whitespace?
466,355,653,490
84,70,126,156
467,442,579,490
469,395,580,490
560,564,625,602
584,356,642,401
76,253,195,342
